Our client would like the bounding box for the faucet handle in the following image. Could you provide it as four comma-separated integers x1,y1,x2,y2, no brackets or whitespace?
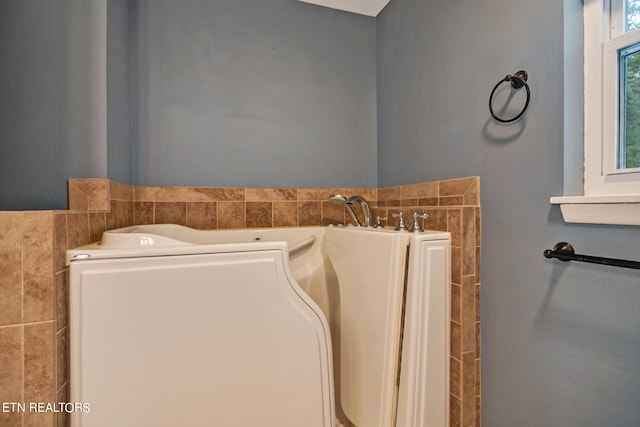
391,211,407,231
374,215,387,228
409,211,429,233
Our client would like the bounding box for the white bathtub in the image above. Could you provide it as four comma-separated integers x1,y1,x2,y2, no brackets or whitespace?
67,224,336,323
67,224,450,427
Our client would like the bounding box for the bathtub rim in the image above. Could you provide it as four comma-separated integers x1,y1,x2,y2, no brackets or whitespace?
66,223,450,265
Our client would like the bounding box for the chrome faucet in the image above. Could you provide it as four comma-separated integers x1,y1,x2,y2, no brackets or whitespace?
346,195,372,227
329,194,361,226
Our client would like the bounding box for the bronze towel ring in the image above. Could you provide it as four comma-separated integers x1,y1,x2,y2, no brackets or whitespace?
489,70,530,123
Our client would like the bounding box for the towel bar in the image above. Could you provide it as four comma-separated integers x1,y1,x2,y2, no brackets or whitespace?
543,242,640,270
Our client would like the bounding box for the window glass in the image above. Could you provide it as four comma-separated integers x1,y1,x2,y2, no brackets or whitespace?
626,0,640,32
620,43,640,168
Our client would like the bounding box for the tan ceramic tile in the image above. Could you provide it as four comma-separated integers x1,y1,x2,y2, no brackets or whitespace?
57,386,69,427
475,284,480,323
24,408,55,427
461,275,476,353
186,202,217,230
475,209,481,280
451,283,461,324
462,351,476,427
344,188,376,202
402,181,439,199
23,273,55,323
273,202,297,227
0,212,23,249
153,187,189,202
246,188,296,201
0,325,23,426
133,186,159,202
0,248,22,326
23,212,55,323
447,209,462,247
298,201,322,226
88,213,107,243
451,246,461,285
475,207,481,244
56,271,68,332
85,180,110,211
475,358,481,396
363,188,378,201
377,186,401,202
450,320,461,361
155,202,187,225
476,396,481,427
475,246,481,281
53,213,67,274
67,180,88,211
134,201,154,225
439,195,464,206
439,176,477,197
400,198,418,207
463,179,480,206
186,187,245,202
0,405,22,426
68,179,110,211
246,202,272,228
450,394,461,427
109,180,134,201
56,327,68,391
24,321,56,403
66,213,90,250
218,202,246,229
106,200,133,230
417,197,439,206
424,208,447,232
385,199,402,208
297,188,341,201
450,356,461,398
134,186,187,202
462,207,476,276
476,322,481,359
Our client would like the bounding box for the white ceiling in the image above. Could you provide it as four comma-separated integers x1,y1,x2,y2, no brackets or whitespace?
297,0,391,17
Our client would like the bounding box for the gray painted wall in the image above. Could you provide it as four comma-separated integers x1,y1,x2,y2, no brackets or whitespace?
0,1,103,209
1,0,375,209
1,1,64,209
131,0,377,188
107,0,133,184
0,0,108,210
377,0,640,426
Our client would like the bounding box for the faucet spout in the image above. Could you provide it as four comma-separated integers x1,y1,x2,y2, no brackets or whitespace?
346,195,372,227
328,194,361,226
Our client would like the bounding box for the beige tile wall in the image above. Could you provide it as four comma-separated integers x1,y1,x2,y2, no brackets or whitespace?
0,211,64,427
130,185,377,228
0,177,480,427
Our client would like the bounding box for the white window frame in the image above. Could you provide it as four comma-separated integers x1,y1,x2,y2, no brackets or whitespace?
587,0,640,195
551,0,640,225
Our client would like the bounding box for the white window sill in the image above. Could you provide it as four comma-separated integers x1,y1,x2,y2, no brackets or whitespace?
550,195,640,226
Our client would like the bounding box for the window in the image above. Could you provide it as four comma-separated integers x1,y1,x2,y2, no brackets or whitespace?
587,0,640,195
550,0,640,225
